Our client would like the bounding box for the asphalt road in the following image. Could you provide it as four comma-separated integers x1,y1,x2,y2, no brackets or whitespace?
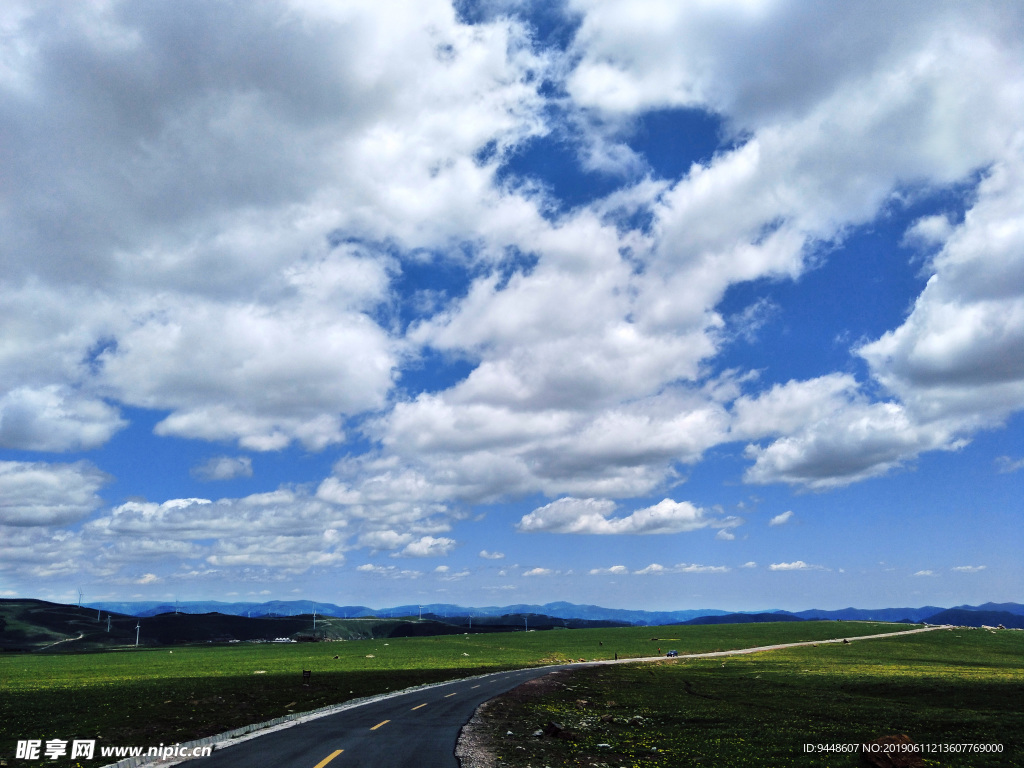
181,665,567,768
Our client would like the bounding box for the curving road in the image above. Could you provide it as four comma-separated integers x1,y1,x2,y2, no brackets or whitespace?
178,625,946,768
180,666,568,768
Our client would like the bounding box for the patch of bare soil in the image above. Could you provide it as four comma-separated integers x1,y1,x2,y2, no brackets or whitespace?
457,672,571,768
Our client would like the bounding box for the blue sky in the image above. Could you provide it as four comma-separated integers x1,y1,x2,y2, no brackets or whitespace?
1,0,1021,612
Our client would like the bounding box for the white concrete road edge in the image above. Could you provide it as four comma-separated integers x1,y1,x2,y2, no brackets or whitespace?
99,624,950,768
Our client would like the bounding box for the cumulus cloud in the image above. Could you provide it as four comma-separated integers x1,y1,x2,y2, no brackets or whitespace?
769,511,794,527
995,456,1024,474
2,1,1024,592
902,214,954,248
589,565,629,575
0,387,126,452
591,562,729,575
633,563,668,575
479,549,506,559
0,489,353,580
742,399,962,489
523,567,554,577
769,561,824,571
679,563,730,574
102,291,394,451
913,570,936,577
0,461,110,526
517,497,718,535
733,375,964,488
396,536,456,558
191,456,253,482
860,154,1024,410
0,0,550,455
355,530,409,551
356,564,423,579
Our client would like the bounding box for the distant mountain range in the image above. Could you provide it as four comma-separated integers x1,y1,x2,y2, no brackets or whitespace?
5,598,1022,652
86,599,1024,628
0,598,629,651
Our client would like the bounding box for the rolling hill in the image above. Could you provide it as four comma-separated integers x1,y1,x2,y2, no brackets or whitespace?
0,599,627,652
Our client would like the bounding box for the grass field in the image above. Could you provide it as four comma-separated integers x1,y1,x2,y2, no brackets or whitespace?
4,626,1015,768
474,626,1024,767
0,621,902,766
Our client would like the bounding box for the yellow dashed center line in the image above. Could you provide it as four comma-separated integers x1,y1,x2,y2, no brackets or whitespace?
370,720,390,730
444,692,457,698
411,703,428,711
313,749,343,768
470,685,480,689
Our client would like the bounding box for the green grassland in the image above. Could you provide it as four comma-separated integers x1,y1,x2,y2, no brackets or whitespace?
478,627,1024,768
1,621,901,766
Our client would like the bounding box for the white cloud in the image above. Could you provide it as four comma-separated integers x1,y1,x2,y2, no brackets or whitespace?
913,570,936,577
358,530,413,551
0,387,126,452
732,375,860,441
902,214,954,248
0,461,110,526
396,536,456,558
30,489,353,578
0,0,551,455
741,561,757,569
996,456,1024,474
678,563,729,574
517,497,718,535
633,563,667,575
555,1,1024,491
742,400,961,489
101,292,394,451
356,564,423,579
732,375,965,488
769,511,794,527
589,565,629,575
2,1,1023,591
523,567,554,577
479,550,506,559
951,565,986,573
769,561,824,571
589,562,729,575
191,456,253,482
858,148,1024,441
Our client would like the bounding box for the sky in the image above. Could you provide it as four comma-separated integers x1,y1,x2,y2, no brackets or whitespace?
1,0,1022,613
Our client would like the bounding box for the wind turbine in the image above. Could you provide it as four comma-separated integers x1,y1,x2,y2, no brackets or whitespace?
135,622,140,647
78,587,84,608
